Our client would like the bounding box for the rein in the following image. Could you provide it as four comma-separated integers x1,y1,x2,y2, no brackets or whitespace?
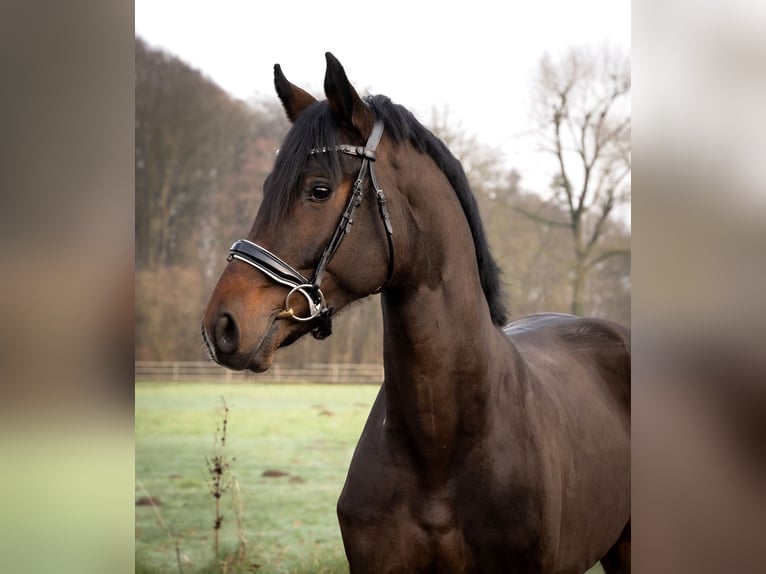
227,119,394,340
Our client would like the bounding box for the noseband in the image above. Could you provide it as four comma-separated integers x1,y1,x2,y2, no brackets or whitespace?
226,119,394,340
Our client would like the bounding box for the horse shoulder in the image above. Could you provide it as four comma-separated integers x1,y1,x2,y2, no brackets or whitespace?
338,385,433,568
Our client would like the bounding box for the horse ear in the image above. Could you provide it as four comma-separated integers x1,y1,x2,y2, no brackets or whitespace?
323,52,374,137
274,64,317,123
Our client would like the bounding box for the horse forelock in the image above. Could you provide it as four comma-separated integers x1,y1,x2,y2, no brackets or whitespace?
260,102,344,232
259,95,509,326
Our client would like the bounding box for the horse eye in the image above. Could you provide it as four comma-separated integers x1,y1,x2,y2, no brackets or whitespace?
309,184,333,202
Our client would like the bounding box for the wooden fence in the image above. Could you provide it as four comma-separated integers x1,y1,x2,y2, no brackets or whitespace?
135,361,384,384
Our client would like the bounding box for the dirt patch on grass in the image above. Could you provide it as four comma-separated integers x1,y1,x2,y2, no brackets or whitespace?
262,469,289,478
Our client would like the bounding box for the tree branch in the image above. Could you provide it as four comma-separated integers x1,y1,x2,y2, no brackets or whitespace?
552,91,576,217
590,84,629,163
600,117,631,148
584,193,616,255
513,205,572,228
587,249,631,270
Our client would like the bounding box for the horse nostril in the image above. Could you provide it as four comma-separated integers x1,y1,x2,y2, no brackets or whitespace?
214,312,240,355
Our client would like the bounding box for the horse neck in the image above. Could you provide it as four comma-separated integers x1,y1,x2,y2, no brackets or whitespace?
379,148,515,478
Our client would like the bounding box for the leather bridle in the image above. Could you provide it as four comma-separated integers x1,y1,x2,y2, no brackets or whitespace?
226,119,394,340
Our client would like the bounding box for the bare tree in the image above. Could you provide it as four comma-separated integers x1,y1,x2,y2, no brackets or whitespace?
522,45,631,316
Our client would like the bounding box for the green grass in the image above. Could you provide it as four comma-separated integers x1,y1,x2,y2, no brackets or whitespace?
136,382,605,574
136,383,377,573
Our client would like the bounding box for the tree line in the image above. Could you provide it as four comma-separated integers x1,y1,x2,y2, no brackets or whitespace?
135,37,630,365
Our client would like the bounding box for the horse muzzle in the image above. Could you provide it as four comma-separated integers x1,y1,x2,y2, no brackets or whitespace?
201,274,302,373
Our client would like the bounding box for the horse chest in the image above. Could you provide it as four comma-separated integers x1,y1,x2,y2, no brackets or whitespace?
415,487,544,571
340,433,549,572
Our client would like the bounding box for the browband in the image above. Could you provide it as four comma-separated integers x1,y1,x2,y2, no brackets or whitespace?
309,144,377,161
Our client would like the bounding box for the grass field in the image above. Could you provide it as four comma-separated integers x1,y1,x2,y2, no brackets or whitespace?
136,382,378,573
136,382,605,574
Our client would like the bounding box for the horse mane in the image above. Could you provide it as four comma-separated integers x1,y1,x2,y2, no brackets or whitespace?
261,95,508,326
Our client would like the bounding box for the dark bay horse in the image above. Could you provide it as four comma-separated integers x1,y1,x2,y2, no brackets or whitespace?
202,53,630,573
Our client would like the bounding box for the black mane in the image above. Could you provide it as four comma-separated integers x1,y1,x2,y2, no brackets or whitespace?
261,95,508,326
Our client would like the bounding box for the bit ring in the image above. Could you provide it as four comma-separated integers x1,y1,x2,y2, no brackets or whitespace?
282,284,325,322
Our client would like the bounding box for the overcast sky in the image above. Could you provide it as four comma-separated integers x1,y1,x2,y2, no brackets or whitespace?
135,1,630,196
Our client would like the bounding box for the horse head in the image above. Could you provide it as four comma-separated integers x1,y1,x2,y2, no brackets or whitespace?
202,53,397,372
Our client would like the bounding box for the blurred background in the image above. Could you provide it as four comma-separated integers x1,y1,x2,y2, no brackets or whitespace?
134,2,632,367
133,7,632,570
1,0,765,572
